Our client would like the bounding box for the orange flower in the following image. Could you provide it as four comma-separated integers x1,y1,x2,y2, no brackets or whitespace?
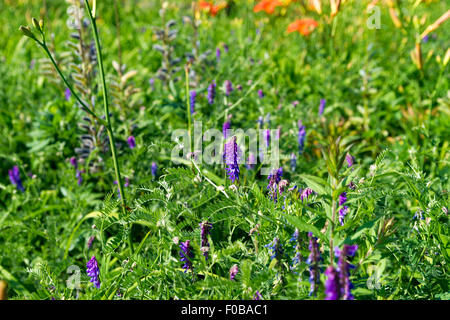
253,0,282,14
198,1,227,17
287,18,318,36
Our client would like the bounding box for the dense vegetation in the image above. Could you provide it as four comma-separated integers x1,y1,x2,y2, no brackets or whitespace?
0,0,448,300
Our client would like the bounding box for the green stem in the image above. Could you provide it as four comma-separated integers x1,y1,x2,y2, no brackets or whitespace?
83,0,133,254
185,64,192,151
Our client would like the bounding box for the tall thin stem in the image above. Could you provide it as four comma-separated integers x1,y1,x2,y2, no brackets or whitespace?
83,0,127,218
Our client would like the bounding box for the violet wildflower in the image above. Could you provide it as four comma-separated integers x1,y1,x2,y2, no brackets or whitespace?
216,48,221,62
300,188,314,202
190,90,196,114
151,162,158,178
290,153,297,172
127,136,136,149
70,157,78,168
258,89,264,98
335,244,358,300
290,229,302,271
207,82,216,105
199,221,213,260
224,136,240,183
223,116,232,139
149,77,155,90
267,167,283,202
65,88,71,101
339,192,349,226
324,265,340,300
253,291,262,300
264,129,270,147
346,153,354,167
225,80,233,96
298,120,306,154
319,99,326,116
306,232,321,296
236,84,242,91
339,192,347,206
75,169,84,185
179,240,194,272
87,235,95,249
86,256,101,289
229,264,238,280
8,165,25,192
422,34,429,43
223,44,229,53
339,206,349,226
246,152,256,170
257,116,264,127
265,237,284,261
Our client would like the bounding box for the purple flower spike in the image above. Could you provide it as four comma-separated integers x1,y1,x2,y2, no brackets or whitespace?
246,153,256,170
264,129,270,147
207,82,216,105
151,162,158,178
290,153,297,172
325,265,340,300
9,165,25,192
87,236,95,249
225,80,233,96
65,88,71,101
190,90,196,115
70,157,78,169
229,264,238,280
339,206,349,226
300,188,314,202
216,48,221,62
267,167,283,202
223,116,232,139
265,237,284,261
298,120,306,154
86,256,101,289
339,192,347,206
224,136,240,183
346,154,354,167
149,78,155,90
199,221,213,260
336,244,358,300
179,240,194,272
319,99,326,116
306,232,321,296
258,89,264,98
253,291,262,300
127,136,136,149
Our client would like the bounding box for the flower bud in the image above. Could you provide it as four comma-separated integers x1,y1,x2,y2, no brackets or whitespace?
19,26,37,40
32,17,41,32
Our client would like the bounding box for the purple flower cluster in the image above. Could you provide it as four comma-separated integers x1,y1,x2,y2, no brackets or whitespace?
339,192,349,226
70,157,84,185
229,264,238,280
225,80,233,96
290,153,297,172
265,237,284,261
151,162,158,178
300,188,314,202
223,116,232,139
267,167,283,202
65,88,71,101
319,99,326,116
306,232,321,296
298,120,306,154
290,229,302,270
258,89,264,98
346,153,354,167
190,90,196,115
224,137,240,183
179,240,194,272
199,221,213,260
325,244,358,300
86,256,100,289
207,82,216,105
127,136,136,149
8,165,25,192
253,291,262,300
